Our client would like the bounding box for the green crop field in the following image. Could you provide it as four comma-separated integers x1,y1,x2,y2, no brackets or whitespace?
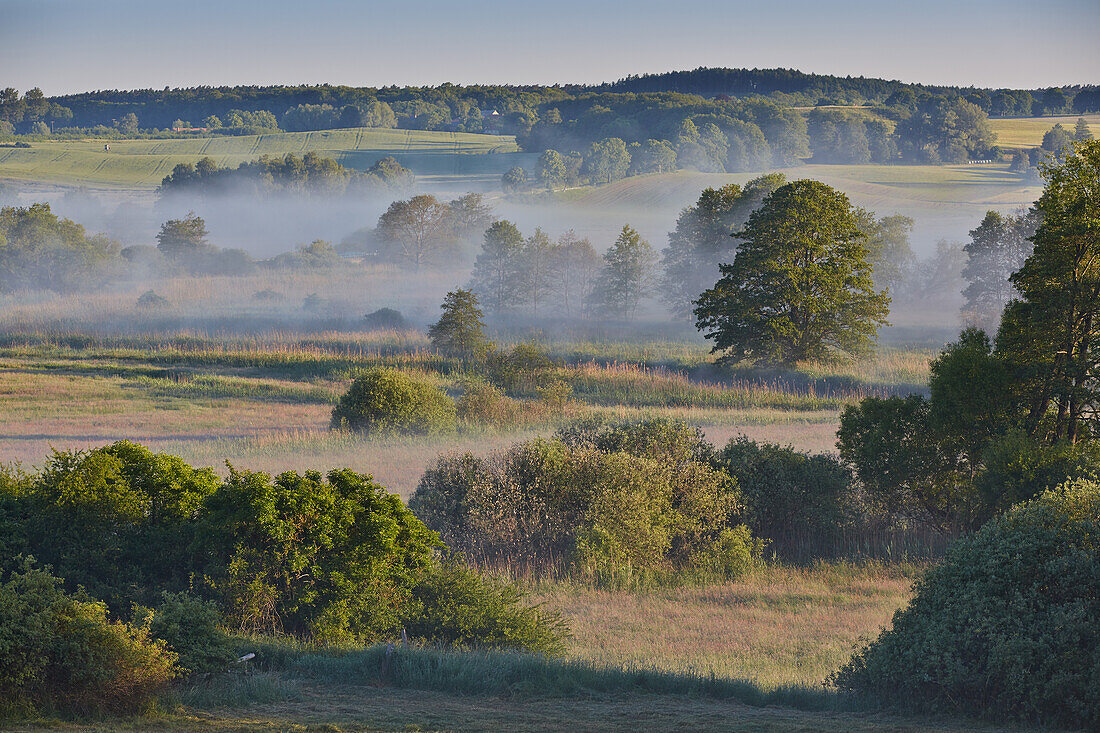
988,113,1100,149
0,127,530,189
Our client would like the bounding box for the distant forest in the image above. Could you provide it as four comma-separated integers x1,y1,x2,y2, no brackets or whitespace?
2,68,1097,179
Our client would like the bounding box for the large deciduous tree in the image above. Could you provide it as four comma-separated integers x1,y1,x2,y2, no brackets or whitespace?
375,194,454,270
997,139,1100,443
694,180,889,365
961,209,1037,329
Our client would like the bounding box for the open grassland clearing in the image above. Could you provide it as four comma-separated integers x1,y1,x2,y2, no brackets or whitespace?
0,127,530,189
0,333,932,493
988,113,1100,149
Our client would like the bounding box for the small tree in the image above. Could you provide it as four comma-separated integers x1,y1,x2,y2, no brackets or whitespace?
501,167,527,192
469,220,525,314
694,179,890,365
428,289,492,359
592,225,656,320
155,211,209,258
535,149,567,190
1074,117,1094,142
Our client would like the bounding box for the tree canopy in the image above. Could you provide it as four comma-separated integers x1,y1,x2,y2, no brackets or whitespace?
694,179,890,365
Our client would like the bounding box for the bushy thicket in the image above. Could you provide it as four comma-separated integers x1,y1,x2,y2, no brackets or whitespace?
331,368,456,434
832,480,1100,728
411,418,761,584
720,437,856,543
0,443,565,655
0,562,177,716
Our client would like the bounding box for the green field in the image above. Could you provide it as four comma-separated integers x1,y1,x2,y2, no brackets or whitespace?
988,113,1100,149
0,127,530,189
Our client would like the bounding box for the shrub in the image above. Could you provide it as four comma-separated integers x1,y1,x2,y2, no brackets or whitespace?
363,307,409,331
1,442,220,611
143,592,237,674
198,467,441,642
135,289,169,308
406,558,568,655
456,379,522,425
831,480,1100,728
487,342,555,394
719,438,855,543
0,562,177,716
331,368,456,434
411,420,759,584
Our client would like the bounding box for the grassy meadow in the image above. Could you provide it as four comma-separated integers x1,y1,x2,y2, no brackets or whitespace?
987,113,1100,149
0,126,532,190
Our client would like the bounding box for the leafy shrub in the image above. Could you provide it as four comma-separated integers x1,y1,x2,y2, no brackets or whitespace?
487,342,555,394
0,562,177,716
198,467,440,642
363,307,409,331
411,419,760,584
1,446,567,655
719,438,855,543
143,592,236,674
406,559,568,655
331,368,456,434
0,442,220,611
135,289,169,308
831,480,1100,728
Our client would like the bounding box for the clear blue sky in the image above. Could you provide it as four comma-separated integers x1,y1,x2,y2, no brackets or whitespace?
2,0,1097,95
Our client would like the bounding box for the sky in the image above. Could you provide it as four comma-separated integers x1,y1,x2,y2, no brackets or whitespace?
2,0,1098,95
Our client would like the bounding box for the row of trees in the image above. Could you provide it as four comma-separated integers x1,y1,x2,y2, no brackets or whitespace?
468,223,656,320
157,152,415,198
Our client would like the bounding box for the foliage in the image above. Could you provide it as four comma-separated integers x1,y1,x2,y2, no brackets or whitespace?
0,202,120,292
428,289,492,360
832,480,1100,729
961,209,1036,329
198,467,440,641
362,307,409,331
143,592,237,675
660,176,786,319
591,224,657,320
719,438,854,543
375,194,456,270
330,368,456,435
405,558,568,655
0,561,177,716
895,96,996,163
0,441,220,610
997,139,1100,443
411,419,759,584
486,341,555,394
694,179,890,365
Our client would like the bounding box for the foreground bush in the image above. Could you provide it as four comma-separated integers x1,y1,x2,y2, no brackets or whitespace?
831,480,1100,728
0,563,177,716
411,418,760,584
330,368,456,434
1,443,566,655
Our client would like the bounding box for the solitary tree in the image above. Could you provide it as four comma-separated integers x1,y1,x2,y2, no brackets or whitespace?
583,138,630,184
1073,117,1093,142
428,289,492,359
592,225,657,320
694,180,890,365
155,211,210,258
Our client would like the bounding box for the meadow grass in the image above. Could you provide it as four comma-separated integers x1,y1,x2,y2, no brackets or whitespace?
988,113,1100,150
0,127,528,189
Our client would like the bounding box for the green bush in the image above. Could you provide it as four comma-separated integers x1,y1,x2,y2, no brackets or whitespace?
719,438,855,543
1,446,567,656
144,592,237,674
406,559,568,655
411,419,760,584
0,442,219,611
330,368,456,434
831,480,1100,728
0,562,177,716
